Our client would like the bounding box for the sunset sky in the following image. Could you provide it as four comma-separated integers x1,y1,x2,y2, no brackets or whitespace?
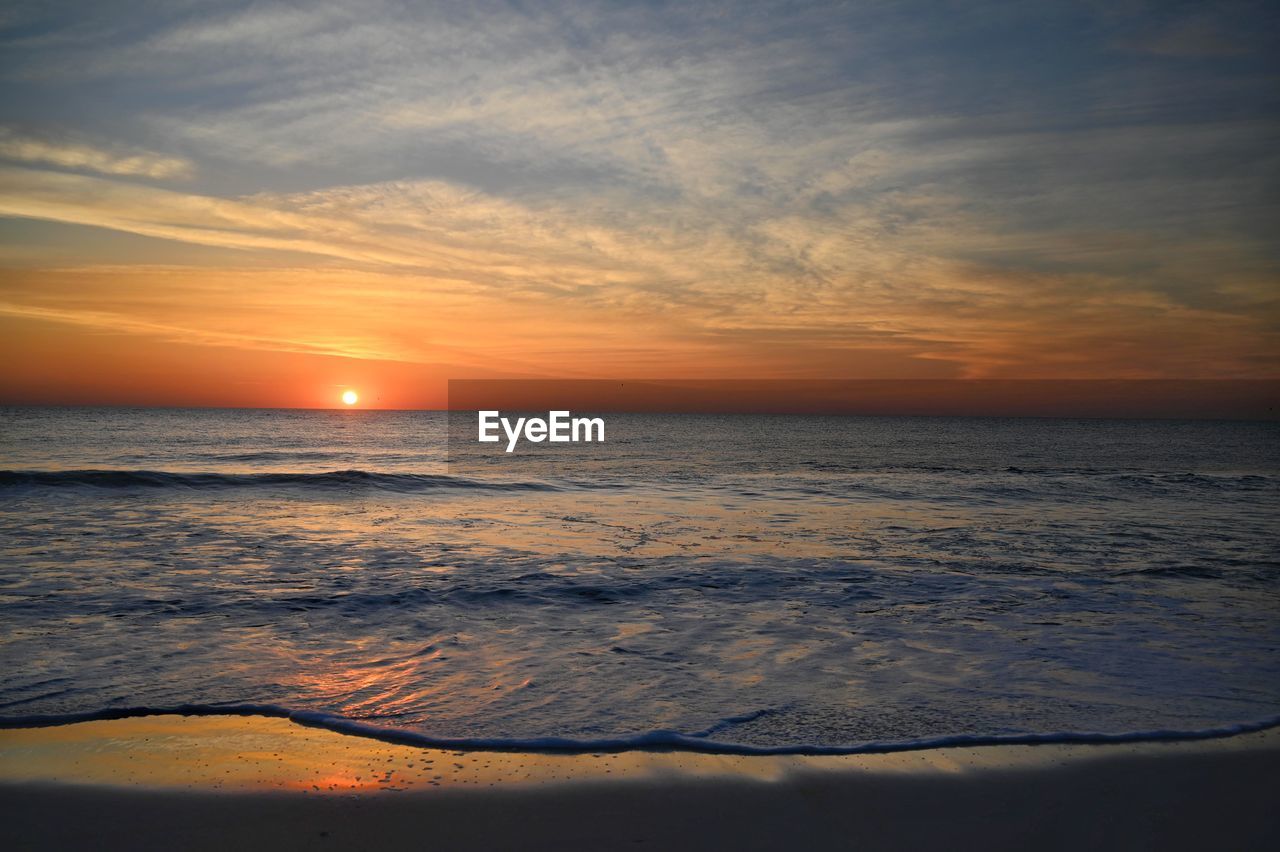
1,1,1277,408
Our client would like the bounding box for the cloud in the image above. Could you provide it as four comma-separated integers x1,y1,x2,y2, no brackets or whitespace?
2,163,1276,379
0,1,1276,381
0,297,375,360
0,129,192,179
1117,11,1257,58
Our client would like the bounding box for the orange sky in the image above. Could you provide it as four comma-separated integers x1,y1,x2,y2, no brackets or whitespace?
1,3,1277,408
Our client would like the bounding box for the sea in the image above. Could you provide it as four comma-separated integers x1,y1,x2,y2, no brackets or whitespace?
1,407,1278,753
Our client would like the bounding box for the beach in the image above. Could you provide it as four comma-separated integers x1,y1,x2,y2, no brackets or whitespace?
2,715,1278,851
3,409,1279,849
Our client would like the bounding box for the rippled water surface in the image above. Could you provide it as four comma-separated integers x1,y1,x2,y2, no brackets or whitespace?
1,407,1277,748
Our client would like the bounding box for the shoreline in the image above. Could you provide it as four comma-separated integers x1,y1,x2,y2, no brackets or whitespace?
8,704,1280,756
3,716,1278,850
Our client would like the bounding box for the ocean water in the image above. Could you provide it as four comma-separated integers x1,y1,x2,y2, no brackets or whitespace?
1,407,1278,752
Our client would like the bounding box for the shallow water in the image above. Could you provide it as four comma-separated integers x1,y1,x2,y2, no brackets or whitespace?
1,407,1277,749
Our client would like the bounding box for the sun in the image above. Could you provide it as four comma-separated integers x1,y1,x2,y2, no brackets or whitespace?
341,390,358,406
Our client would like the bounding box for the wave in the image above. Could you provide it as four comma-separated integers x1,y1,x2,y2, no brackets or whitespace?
3,467,1268,498
198,451,356,462
3,703,1278,756
0,469,561,492
810,463,1274,483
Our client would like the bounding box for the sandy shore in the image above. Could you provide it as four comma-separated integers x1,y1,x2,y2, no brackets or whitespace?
2,715,1278,851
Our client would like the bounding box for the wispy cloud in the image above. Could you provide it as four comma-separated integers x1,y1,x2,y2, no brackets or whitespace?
0,1,1276,383
3,164,1275,379
0,130,192,179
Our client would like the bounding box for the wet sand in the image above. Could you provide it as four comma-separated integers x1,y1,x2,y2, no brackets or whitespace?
2,715,1278,850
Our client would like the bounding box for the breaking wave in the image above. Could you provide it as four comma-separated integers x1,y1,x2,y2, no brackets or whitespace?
3,704,1279,756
